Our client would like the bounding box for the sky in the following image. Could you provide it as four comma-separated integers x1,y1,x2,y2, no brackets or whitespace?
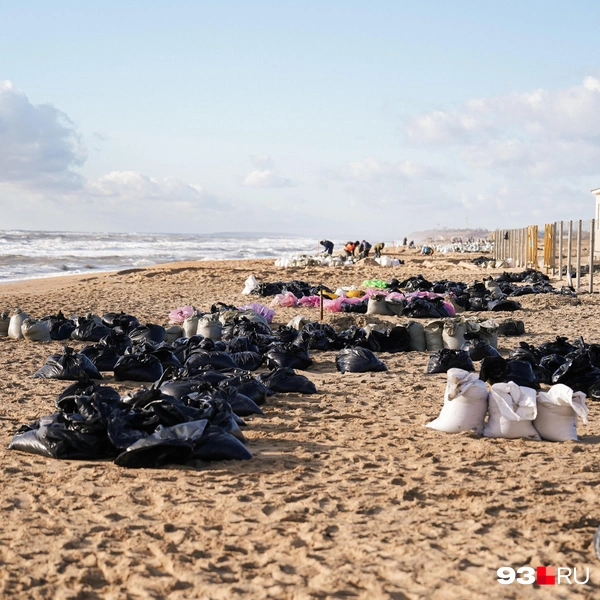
1,0,600,238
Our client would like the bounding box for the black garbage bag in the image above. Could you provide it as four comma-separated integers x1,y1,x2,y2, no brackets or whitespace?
537,336,576,357
34,346,103,380
341,301,368,314
426,349,474,374
99,328,133,355
55,380,122,410
402,297,444,319
185,350,239,372
367,325,411,353
552,352,600,394
102,311,140,332
106,409,159,450
505,360,540,388
71,318,111,342
540,353,567,375
497,319,525,336
192,424,252,461
508,342,541,366
217,372,274,405
533,364,552,385
128,323,166,345
509,286,536,297
586,380,600,401
114,420,209,468
399,275,432,291
114,353,164,382
274,326,299,344
8,412,116,460
333,326,368,349
467,296,488,311
230,351,263,371
157,379,215,400
224,335,260,354
301,322,338,350
265,344,313,370
144,396,211,427
211,386,264,416
462,339,501,361
479,356,508,384
258,367,318,394
336,347,387,374
43,311,77,340
121,384,179,409
488,299,521,312
80,344,121,371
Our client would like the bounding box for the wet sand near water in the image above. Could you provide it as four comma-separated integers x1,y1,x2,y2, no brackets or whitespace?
1,254,599,599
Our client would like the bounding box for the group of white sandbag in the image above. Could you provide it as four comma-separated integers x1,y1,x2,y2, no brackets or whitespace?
360,313,498,353
427,368,589,442
1,308,53,342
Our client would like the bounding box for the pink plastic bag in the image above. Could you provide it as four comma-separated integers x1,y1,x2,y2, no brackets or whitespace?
168,305,195,324
324,296,345,312
270,292,298,307
298,295,321,307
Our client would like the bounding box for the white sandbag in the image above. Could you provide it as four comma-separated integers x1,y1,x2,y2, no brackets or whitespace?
165,325,184,343
384,296,404,316
476,319,499,348
8,308,29,339
0,310,9,336
442,318,467,350
21,318,51,342
242,275,260,295
406,320,426,352
424,320,444,351
444,294,464,314
367,294,394,316
426,368,489,434
197,315,223,341
287,315,311,330
237,309,269,327
533,384,588,442
377,256,393,267
484,382,540,440
183,314,199,338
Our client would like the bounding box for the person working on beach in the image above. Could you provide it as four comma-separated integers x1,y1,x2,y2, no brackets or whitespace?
358,240,372,258
403,237,408,246
420,245,435,256
373,242,385,258
343,241,356,258
408,240,415,249
320,240,334,256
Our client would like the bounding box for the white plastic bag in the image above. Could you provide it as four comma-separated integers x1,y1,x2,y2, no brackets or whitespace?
21,318,51,342
442,318,466,350
426,368,489,434
242,274,260,295
8,308,29,339
424,320,444,350
197,315,223,341
367,294,393,316
183,314,199,338
484,382,540,440
534,384,588,442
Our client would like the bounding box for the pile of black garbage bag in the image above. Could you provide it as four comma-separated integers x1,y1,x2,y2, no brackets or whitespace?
427,333,600,400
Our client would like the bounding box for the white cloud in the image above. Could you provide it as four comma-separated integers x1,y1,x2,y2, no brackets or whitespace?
242,169,295,188
250,154,274,169
0,80,86,189
323,157,456,182
405,76,600,145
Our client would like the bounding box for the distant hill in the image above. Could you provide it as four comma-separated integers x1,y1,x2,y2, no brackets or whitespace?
406,227,491,243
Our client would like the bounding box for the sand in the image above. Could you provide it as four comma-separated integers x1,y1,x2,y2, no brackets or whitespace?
0,255,599,599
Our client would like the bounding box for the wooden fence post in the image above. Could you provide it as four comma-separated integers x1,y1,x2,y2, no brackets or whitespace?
576,220,582,291
590,218,595,293
558,221,564,281
567,220,573,287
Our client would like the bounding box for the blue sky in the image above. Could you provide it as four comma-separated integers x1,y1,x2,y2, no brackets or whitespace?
1,1,600,237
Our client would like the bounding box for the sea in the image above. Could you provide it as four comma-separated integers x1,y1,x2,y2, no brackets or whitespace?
0,230,331,283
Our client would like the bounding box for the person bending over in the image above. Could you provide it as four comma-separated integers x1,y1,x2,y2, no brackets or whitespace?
343,241,356,258
358,240,372,258
373,242,385,258
320,240,334,255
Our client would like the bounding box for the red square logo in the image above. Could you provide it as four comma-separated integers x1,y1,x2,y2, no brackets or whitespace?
537,566,556,585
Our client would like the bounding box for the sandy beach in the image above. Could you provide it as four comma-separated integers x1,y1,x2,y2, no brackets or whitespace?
1,254,599,599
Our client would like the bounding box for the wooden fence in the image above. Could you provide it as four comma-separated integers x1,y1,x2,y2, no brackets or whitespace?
493,219,596,292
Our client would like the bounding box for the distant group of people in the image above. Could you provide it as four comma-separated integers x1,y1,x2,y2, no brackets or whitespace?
319,239,387,260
